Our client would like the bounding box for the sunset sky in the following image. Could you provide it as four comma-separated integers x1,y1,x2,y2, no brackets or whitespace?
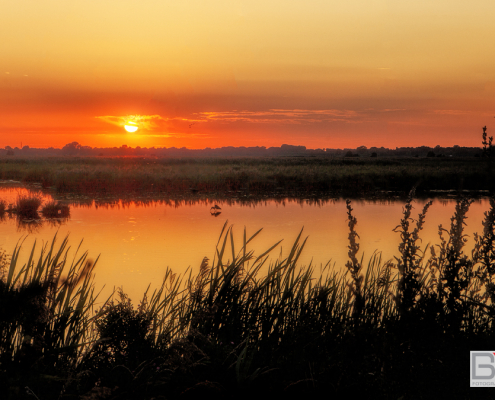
2,0,494,149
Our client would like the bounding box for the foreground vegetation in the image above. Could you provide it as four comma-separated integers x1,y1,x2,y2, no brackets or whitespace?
0,156,493,198
1,194,494,399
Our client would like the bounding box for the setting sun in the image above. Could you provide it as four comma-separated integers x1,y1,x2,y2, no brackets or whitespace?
124,122,138,133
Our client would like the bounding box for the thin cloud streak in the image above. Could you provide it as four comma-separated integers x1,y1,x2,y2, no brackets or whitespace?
196,109,361,124
432,110,471,115
138,133,210,139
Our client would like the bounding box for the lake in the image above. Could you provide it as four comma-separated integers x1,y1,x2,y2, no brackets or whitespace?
0,183,491,303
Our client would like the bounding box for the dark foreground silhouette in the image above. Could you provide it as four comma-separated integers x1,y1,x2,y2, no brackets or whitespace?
1,195,494,399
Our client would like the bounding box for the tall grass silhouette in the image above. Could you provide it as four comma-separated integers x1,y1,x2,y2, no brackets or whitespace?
1,196,495,398
0,235,105,398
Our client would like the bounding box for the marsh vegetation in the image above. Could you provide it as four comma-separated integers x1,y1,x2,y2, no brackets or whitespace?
1,195,494,399
0,156,492,198
0,194,70,233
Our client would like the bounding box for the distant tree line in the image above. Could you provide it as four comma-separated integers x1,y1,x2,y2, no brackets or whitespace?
1,142,483,158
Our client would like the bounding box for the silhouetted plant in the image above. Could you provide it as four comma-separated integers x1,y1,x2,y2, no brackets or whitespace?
345,200,364,319
426,198,478,332
393,194,432,314
14,194,42,219
482,125,493,158
473,198,495,279
0,235,101,398
482,126,495,193
41,201,70,218
85,288,155,372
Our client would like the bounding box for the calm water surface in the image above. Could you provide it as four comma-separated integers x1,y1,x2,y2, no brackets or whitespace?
0,185,491,302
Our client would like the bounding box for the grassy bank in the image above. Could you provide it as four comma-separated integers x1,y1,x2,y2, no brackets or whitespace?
0,156,492,197
1,196,495,399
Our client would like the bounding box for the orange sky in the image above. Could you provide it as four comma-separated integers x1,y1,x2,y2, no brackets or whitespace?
1,1,495,149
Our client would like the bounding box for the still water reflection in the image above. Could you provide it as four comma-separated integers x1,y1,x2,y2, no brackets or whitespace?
0,185,491,303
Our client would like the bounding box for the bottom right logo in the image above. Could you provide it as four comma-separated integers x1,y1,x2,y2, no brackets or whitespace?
471,351,495,387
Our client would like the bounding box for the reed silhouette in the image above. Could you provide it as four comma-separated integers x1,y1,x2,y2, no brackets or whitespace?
1,197,495,399
0,235,101,399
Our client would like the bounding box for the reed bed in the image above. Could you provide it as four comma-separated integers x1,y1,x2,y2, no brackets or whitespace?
40,200,70,218
1,196,495,399
14,194,42,219
0,156,492,196
0,234,105,398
